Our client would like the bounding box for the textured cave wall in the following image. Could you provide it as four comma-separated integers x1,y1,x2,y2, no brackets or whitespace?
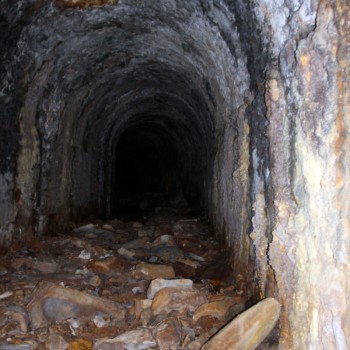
1,0,350,349
264,1,350,348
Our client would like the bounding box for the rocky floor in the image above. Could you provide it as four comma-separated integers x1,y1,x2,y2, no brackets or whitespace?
0,209,279,350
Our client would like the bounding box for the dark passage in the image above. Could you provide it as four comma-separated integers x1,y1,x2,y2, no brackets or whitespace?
113,124,182,218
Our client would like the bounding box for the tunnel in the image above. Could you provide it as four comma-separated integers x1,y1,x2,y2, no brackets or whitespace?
0,0,350,349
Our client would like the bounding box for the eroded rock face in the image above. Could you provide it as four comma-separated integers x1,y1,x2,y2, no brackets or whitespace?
0,0,349,349
261,1,350,348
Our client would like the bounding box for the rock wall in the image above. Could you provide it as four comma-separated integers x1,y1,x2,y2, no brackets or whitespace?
265,1,350,348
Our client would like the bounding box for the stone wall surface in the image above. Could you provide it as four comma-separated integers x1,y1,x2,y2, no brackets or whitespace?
264,0,350,348
0,0,349,348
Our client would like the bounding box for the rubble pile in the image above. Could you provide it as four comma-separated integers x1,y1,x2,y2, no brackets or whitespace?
0,212,280,349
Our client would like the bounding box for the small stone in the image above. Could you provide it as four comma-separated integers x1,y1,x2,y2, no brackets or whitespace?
75,267,90,275
67,318,80,329
93,328,156,350
149,256,158,263
67,318,80,336
46,333,68,350
201,298,281,350
15,289,24,297
87,256,126,273
92,313,110,328
78,250,91,260
27,260,58,273
132,221,144,228
74,223,96,233
140,308,152,326
132,263,175,280
178,258,200,269
132,286,144,295
133,248,151,259
187,253,206,262
116,279,149,297
152,234,177,247
193,297,241,322
122,237,149,249
151,246,184,262
102,224,114,230
147,278,193,299
117,247,136,259
27,281,125,330
154,317,182,350
70,238,89,249
67,338,93,350
88,275,101,288
0,291,14,300
152,288,207,315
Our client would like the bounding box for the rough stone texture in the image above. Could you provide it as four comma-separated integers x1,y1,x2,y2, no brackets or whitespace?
132,263,175,280
147,278,193,299
27,281,125,329
193,297,240,322
151,287,207,315
201,298,281,350
93,328,156,350
87,256,127,273
154,317,182,350
262,1,350,348
0,0,349,348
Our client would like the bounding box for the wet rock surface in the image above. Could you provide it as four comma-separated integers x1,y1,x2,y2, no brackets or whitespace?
0,212,279,349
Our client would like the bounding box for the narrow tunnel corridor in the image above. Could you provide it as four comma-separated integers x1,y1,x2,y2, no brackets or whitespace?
112,124,194,219
0,0,349,349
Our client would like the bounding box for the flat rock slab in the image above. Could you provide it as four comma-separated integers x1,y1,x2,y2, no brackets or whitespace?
152,287,207,315
27,281,125,329
132,263,175,280
147,278,193,299
93,328,156,350
201,297,281,350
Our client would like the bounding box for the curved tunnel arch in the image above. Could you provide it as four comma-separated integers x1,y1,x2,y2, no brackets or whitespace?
21,2,249,228
13,0,253,300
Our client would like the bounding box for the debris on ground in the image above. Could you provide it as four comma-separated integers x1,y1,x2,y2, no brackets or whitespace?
0,210,279,349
